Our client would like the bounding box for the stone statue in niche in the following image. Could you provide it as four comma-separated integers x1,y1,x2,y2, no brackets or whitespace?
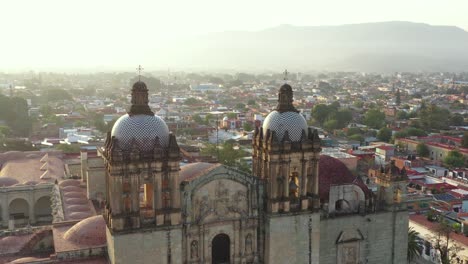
245,234,252,254
190,240,198,259
342,245,357,264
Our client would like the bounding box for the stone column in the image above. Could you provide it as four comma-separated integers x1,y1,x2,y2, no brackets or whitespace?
154,173,162,210
170,171,180,209
2,197,9,227
300,158,307,197
283,162,289,199
313,157,319,196
28,197,36,224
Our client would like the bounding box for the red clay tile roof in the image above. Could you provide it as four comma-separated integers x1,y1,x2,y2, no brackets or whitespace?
319,155,371,201
63,215,106,246
180,162,222,182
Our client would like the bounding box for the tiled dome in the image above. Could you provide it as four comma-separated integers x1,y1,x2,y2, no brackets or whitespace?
262,111,308,142
111,114,170,151
63,215,106,245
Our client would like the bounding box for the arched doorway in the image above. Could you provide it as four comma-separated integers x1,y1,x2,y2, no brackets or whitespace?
212,233,230,264
9,198,30,227
34,196,52,224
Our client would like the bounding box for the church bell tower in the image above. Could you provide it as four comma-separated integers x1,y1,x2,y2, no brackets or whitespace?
252,83,321,213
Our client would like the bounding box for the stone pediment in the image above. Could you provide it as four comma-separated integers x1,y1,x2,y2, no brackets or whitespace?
336,229,364,244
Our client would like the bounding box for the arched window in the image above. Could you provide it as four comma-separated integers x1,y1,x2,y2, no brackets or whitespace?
335,199,350,212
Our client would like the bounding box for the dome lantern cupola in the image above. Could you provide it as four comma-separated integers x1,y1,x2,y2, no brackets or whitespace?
128,81,154,116
276,83,299,113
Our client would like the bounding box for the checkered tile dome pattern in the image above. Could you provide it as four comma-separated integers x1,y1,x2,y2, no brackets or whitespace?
111,114,169,151
262,110,308,142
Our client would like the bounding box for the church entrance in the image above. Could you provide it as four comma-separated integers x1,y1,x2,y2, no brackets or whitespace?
212,233,230,264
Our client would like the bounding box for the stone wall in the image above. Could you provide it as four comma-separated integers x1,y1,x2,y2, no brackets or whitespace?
106,226,182,264
319,210,408,264
264,213,320,264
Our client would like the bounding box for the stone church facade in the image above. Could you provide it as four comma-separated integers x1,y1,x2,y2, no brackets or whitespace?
101,80,408,264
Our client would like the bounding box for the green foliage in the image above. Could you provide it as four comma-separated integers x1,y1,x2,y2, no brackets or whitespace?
184,97,201,105
450,114,464,126
247,99,256,106
377,127,392,142
0,139,38,151
443,150,465,168
353,100,364,108
462,132,468,148
363,109,385,129
329,109,353,129
311,104,330,125
227,113,237,119
42,88,73,102
0,126,11,138
416,143,430,157
55,144,81,153
235,103,246,110
201,141,247,167
393,127,427,139
243,122,253,131
418,103,450,130
349,134,364,144
0,95,32,136
407,227,422,262
347,127,362,136
192,115,205,125
396,89,401,106
323,119,338,131
396,110,408,120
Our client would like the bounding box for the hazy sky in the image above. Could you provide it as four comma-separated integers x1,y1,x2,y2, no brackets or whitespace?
1,0,467,71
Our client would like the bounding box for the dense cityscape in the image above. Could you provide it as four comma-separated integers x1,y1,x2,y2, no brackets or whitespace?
0,69,467,263
1,0,468,263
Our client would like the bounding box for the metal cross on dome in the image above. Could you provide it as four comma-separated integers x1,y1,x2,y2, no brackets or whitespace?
136,65,144,81
283,69,289,82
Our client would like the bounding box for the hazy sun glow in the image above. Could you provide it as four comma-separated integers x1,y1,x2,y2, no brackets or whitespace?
1,0,467,71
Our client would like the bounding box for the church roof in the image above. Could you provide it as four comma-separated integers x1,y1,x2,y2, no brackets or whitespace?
180,162,222,182
319,155,371,201
63,215,106,246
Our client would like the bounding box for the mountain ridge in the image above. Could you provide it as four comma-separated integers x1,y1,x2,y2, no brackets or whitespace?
156,21,468,72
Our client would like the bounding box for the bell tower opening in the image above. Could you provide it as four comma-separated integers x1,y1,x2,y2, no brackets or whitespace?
212,233,230,264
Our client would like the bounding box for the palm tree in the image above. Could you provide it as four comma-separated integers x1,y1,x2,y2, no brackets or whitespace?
408,227,422,263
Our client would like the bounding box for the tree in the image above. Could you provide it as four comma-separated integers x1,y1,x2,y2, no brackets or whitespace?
247,99,256,106
323,119,338,131
395,88,401,106
42,88,73,102
55,144,81,153
201,141,247,167
450,114,464,126
443,150,465,168
407,227,422,263
377,127,392,142
311,104,331,125
462,132,468,148
184,98,201,105
330,109,353,129
243,122,253,132
396,111,408,120
416,143,430,157
432,221,463,264
363,109,386,129
349,134,364,144
235,103,246,110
